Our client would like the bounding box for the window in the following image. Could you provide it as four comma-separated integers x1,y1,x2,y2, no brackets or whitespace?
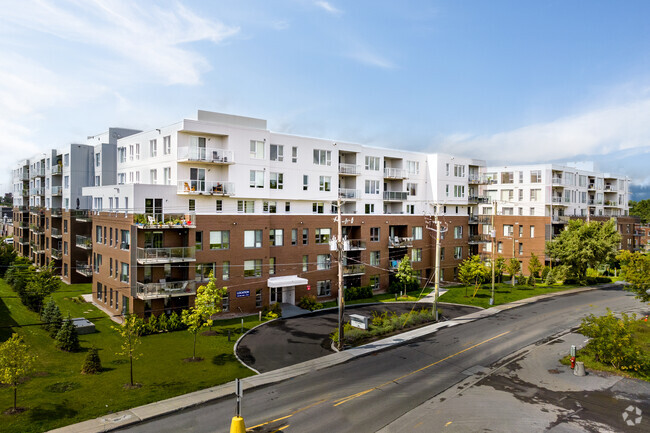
216,200,222,212
263,201,277,213
530,189,540,201
291,229,298,245
317,254,331,270
440,247,445,261
370,251,380,266
64,154,69,166
454,246,462,260
412,248,422,262
135,143,140,160
64,220,68,233
406,204,415,214
302,255,308,271
365,156,380,170
245,230,263,248
370,275,380,290
519,225,524,237
285,201,291,212
317,280,331,296
407,183,417,195
164,167,171,185
315,228,331,244
270,144,284,161
312,202,324,214
222,261,230,280
150,139,157,157
445,163,450,176
313,149,332,166
97,283,102,301
94,253,102,273
109,227,113,246
189,199,195,212
237,200,255,213
292,146,298,163
302,228,308,245
95,153,101,167
413,226,423,240
454,226,463,239
96,226,103,243
453,164,465,177
163,135,171,154
445,185,449,197
454,185,465,198
303,175,309,191
503,225,513,236
370,227,380,242
269,229,283,246
209,231,230,249
365,203,375,214
120,230,130,250
129,145,134,161
519,243,524,256
500,189,514,201
222,292,230,313
407,160,420,175
250,140,264,159
497,242,503,254
95,175,101,186
518,189,523,201
270,172,284,189
244,259,262,278
365,180,380,194
530,226,535,238
530,170,541,183
64,175,69,189
319,176,331,191
269,258,276,275
250,170,264,188
195,263,213,282
196,231,203,251
530,207,535,216
120,263,129,283
501,172,514,184
150,169,157,184
256,290,262,308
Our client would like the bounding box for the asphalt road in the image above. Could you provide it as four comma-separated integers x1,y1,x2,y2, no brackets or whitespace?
237,302,481,372
118,286,646,433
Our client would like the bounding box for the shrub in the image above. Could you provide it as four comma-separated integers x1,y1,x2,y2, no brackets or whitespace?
545,268,557,285
262,302,282,320
527,275,536,286
563,277,581,285
298,295,324,311
388,280,418,294
81,347,102,374
585,276,612,285
41,298,63,338
157,313,169,332
168,311,184,331
541,266,551,281
344,285,373,301
516,272,527,286
56,315,80,352
145,314,158,335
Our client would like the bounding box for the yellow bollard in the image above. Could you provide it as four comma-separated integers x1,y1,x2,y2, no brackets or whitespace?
230,416,246,433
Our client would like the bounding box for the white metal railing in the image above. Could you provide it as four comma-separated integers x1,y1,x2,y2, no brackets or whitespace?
338,188,360,199
135,280,197,299
136,247,195,263
51,165,63,175
338,163,360,175
383,191,408,201
178,147,234,164
344,239,366,250
604,185,617,192
468,175,496,184
388,236,413,248
384,167,407,179
177,180,235,196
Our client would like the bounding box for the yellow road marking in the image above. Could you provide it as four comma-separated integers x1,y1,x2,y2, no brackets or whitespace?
333,331,510,407
445,421,453,426
269,425,289,432
247,399,326,431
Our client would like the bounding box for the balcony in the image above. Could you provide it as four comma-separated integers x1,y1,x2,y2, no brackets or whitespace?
30,167,45,178
136,247,196,264
51,248,62,260
134,213,196,229
383,191,408,201
551,215,570,224
30,187,44,196
468,234,491,244
20,189,28,197
551,197,569,205
177,180,235,196
469,215,492,225
468,195,490,204
51,165,63,175
51,208,63,217
51,186,62,196
468,175,497,185
388,236,413,248
604,201,619,208
75,262,92,277
338,163,360,175
604,185,617,192
178,147,234,164
383,168,407,179
75,235,92,250
72,210,91,222
344,239,366,250
343,264,366,276
338,188,360,200
30,224,44,234
588,199,603,206
551,177,565,186
588,184,596,190
51,227,62,238
135,280,197,300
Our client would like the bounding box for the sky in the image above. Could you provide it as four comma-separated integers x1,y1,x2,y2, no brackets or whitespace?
2,0,650,198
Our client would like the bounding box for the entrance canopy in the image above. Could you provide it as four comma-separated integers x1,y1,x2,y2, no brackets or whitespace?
267,275,308,288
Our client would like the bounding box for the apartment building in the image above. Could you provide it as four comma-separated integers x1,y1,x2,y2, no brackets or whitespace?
476,163,634,271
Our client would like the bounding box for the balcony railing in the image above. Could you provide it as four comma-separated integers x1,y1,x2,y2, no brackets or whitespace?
30,167,45,178
135,280,197,299
468,175,496,185
343,264,366,276
388,236,413,248
177,180,235,196
133,213,196,229
51,186,62,196
343,239,366,250
178,147,234,164
72,210,91,222
30,187,44,196
51,248,62,259
338,163,360,175
588,184,596,190
338,188,360,200
136,247,196,264
551,216,570,224
20,189,28,197
51,208,63,216
51,165,63,175
604,185,617,192
468,234,491,244
75,235,92,249
383,191,408,201
551,197,570,204
76,262,92,277
51,227,62,237
468,195,490,204
384,168,407,179
588,199,603,205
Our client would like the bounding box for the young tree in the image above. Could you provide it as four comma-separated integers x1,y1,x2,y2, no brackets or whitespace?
494,255,506,283
458,255,490,297
5,257,34,301
0,334,36,413
395,255,418,296
112,315,144,386
81,347,102,374
546,219,620,282
0,242,16,278
527,252,542,281
181,275,226,360
55,314,80,352
616,250,650,302
41,298,63,338
23,263,60,313
506,258,521,286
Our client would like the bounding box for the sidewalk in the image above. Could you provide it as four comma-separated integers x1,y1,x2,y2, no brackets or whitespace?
50,285,603,433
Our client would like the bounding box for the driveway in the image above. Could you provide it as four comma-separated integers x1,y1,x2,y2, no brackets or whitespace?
236,302,480,372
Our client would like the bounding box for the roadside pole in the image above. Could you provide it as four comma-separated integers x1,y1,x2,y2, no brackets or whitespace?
337,197,344,351
229,378,245,433
433,212,441,321
490,201,496,306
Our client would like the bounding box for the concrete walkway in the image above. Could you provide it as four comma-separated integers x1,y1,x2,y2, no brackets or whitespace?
81,294,123,324
50,285,606,433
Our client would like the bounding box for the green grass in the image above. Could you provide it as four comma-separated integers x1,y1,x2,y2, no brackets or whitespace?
438,281,583,309
320,287,434,309
560,318,650,382
0,279,259,433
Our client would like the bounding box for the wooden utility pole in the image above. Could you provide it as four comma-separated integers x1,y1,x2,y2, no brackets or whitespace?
336,197,344,351
490,201,496,305
433,211,441,321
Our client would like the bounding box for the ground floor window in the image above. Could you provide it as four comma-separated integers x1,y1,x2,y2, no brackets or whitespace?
317,280,331,297
256,289,262,308
270,287,282,303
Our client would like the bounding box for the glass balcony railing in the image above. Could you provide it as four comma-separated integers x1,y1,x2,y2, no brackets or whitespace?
75,235,92,249
135,280,197,299
338,188,360,199
51,227,62,237
338,163,360,175
75,261,92,277
136,247,195,264
383,168,407,179
383,191,409,201
343,264,365,275
178,147,234,164
388,236,413,248
177,180,235,196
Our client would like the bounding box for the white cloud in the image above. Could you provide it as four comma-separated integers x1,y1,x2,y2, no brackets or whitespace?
346,49,395,69
314,1,342,15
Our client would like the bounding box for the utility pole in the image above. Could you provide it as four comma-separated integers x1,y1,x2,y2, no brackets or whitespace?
433,210,441,321
336,197,344,351
490,201,496,306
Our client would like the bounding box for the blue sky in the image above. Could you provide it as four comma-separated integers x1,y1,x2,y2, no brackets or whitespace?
2,0,650,198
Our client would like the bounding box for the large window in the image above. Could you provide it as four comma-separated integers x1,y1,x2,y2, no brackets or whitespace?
407,160,420,174
312,202,324,214
237,200,254,213
411,248,422,262
150,139,157,157
313,149,331,166
196,263,214,281
501,172,514,184
250,170,264,188
317,254,331,270
454,185,465,198
454,226,463,239
370,251,380,266
250,140,264,159
319,176,331,191
315,228,331,244
365,180,380,194
453,247,462,260
530,170,541,183
245,230,263,248
270,144,284,161
413,226,423,240
244,259,262,278
370,227,380,242
503,224,513,236
120,263,129,283
269,229,283,246
365,156,380,171
209,231,230,249
263,201,277,213
270,172,283,189
317,280,331,296
453,164,465,177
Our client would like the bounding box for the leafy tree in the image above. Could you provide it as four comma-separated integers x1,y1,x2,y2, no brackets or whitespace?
0,334,36,412
0,242,17,278
112,315,144,386
527,252,542,280
506,258,521,286
181,275,226,360
394,255,418,296
5,257,34,299
494,255,506,283
629,199,650,224
55,314,80,352
41,298,63,338
546,219,621,282
616,250,650,302
458,255,490,297
23,263,60,313
81,347,102,374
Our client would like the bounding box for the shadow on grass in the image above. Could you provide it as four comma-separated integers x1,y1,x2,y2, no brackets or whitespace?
28,402,78,423
0,296,19,342
212,353,237,365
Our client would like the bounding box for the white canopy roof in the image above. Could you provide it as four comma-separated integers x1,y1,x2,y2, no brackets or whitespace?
267,275,308,288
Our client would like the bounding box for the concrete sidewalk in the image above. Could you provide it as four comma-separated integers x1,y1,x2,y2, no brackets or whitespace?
49,285,603,433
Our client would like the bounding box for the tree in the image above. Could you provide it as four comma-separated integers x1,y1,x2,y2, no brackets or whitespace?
181,275,226,360
0,242,16,278
81,347,102,374
494,255,506,283
527,252,542,285
55,314,80,352
0,334,36,412
395,255,418,296
458,255,490,297
546,219,621,282
616,250,650,302
629,199,650,224
5,257,34,300
22,263,60,313
112,315,144,386
505,258,521,286
41,298,63,338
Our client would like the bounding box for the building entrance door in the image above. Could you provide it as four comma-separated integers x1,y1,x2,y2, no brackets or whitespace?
281,286,295,305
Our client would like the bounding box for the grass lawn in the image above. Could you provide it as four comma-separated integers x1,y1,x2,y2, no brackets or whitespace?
0,279,259,433
438,281,583,309
560,318,650,382
320,287,434,309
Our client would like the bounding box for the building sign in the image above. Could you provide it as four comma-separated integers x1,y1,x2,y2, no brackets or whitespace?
236,290,250,298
